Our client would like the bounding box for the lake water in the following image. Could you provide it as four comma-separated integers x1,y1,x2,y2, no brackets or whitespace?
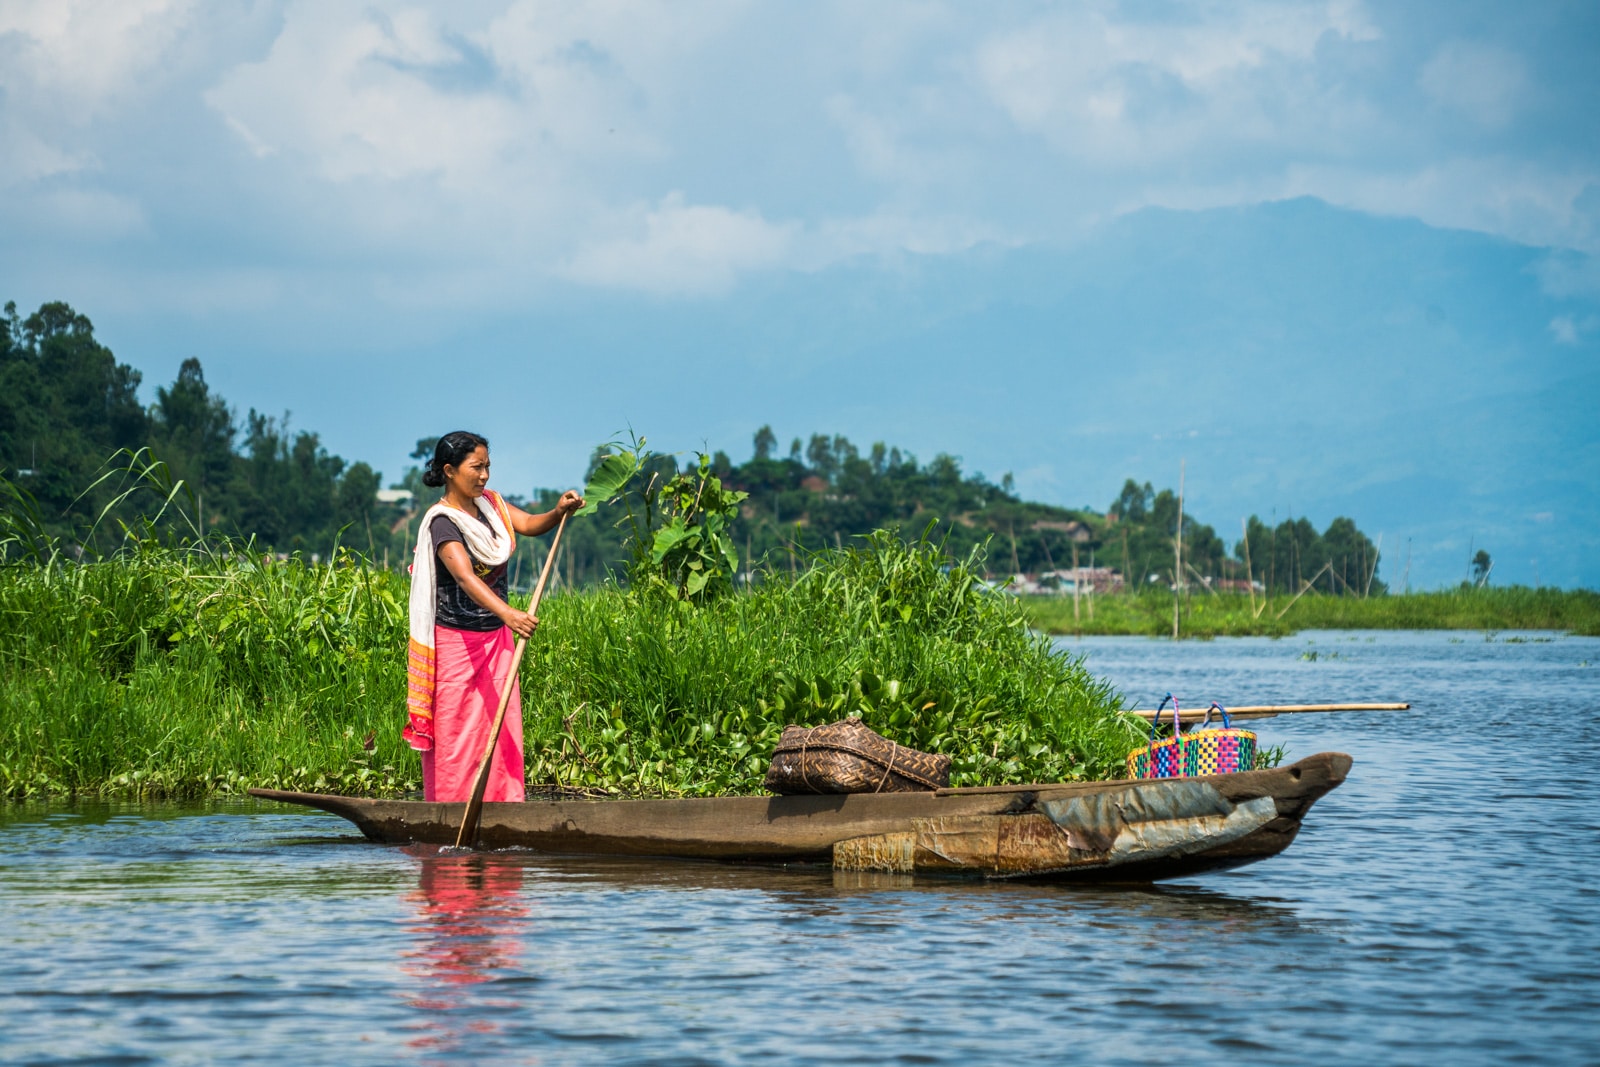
3,631,1597,1065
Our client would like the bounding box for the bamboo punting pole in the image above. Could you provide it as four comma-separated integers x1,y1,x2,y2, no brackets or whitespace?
455,512,568,849
1128,702,1411,724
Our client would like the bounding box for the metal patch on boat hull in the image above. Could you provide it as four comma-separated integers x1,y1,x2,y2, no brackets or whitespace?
1040,781,1277,866
1097,794,1277,866
833,780,1280,876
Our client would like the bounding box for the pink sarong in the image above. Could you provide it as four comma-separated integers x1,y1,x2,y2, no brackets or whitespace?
420,625,525,803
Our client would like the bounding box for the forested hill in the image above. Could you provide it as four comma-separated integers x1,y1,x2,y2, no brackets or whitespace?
2,301,380,554
2,299,1383,592
537,429,1385,595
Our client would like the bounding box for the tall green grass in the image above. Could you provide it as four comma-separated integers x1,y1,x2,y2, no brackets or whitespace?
0,544,413,798
1021,586,1600,637
0,533,1139,798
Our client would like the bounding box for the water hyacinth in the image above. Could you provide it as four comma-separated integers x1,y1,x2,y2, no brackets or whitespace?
0,531,1140,799
521,531,1140,795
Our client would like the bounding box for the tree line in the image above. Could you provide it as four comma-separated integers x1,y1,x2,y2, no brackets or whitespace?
2,299,1384,593
544,426,1384,596
1,301,389,555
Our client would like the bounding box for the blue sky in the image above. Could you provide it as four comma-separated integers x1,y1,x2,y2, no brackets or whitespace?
1,1,1597,588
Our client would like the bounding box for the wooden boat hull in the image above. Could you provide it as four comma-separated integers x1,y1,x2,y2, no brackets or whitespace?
250,751,1350,882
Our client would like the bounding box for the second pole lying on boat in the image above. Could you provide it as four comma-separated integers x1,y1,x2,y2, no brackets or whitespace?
1129,702,1410,724
455,512,569,848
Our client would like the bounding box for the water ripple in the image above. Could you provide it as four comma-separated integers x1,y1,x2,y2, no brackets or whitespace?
2,631,1597,1065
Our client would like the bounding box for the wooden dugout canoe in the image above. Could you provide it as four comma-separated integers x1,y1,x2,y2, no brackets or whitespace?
250,751,1350,883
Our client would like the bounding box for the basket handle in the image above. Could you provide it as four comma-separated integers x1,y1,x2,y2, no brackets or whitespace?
1199,701,1233,730
1148,693,1175,742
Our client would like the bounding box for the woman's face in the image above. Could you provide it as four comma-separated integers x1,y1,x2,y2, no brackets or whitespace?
443,445,490,499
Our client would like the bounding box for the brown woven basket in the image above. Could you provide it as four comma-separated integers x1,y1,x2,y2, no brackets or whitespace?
763,718,951,795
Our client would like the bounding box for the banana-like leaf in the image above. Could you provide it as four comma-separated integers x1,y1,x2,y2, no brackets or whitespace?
649,518,695,564
580,451,642,515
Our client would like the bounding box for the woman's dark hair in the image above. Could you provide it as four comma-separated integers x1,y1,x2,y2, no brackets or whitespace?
421,431,489,488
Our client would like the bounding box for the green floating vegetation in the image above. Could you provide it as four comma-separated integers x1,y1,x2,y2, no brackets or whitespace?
1022,586,1600,638
0,533,1139,799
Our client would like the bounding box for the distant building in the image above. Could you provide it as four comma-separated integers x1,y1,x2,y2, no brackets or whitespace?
1211,578,1262,594
1031,518,1094,542
1009,567,1123,596
377,489,414,507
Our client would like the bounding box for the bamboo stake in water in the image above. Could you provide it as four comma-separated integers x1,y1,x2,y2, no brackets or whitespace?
1173,459,1184,639
1276,560,1332,620
1185,561,1219,597
1364,532,1383,599
455,512,568,849
1072,541,1080,625
1241,517,1258,618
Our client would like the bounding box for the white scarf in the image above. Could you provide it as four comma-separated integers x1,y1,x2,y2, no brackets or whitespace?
403,489,516,751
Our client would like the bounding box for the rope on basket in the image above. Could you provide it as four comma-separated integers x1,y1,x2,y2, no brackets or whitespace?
874,741,899,793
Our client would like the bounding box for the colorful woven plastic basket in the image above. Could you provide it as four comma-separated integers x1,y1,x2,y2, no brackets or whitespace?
1126,697,1257,779
1126,694,1185,779
1179,702,1257,776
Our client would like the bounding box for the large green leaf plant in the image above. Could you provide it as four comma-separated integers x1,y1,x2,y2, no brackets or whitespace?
581,437,748,604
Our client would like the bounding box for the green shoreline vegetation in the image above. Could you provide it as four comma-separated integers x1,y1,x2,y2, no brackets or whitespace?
1021,587,1600,638
0,531,1140,800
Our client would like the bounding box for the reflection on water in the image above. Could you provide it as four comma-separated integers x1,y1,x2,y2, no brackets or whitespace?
404,847,528,989
401,847,529,1056
1,631,1597,1066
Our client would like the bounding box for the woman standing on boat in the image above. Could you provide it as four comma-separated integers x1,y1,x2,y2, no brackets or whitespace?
404,431,584,803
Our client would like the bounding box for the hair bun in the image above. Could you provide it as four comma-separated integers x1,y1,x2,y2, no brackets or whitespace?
422,430,488,490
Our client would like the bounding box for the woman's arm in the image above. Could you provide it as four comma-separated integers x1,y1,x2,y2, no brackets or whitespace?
437,542,537,638
507,489,585,537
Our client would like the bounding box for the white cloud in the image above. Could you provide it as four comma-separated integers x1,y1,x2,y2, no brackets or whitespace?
0,0,201,185
0,0,199,107
1536,250,1600,299
1419,41,1526,129
1118,156,1600,256
4,0,1598,307
194,2,764,271
202,1,749,190
1547,314,1599,346
0,117,90,185
827,94,912,184
204,7,525,186
972,1,1380,164
1278,159,1600,254
562,192,796,295
807,212,1005,263
195,3,1002,291
33,188,148,238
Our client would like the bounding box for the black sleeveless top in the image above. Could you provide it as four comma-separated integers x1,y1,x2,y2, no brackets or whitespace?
431,510,509,632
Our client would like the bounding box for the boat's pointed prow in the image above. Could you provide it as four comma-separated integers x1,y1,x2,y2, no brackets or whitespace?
1283,750,1353,792
247,788,405,842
